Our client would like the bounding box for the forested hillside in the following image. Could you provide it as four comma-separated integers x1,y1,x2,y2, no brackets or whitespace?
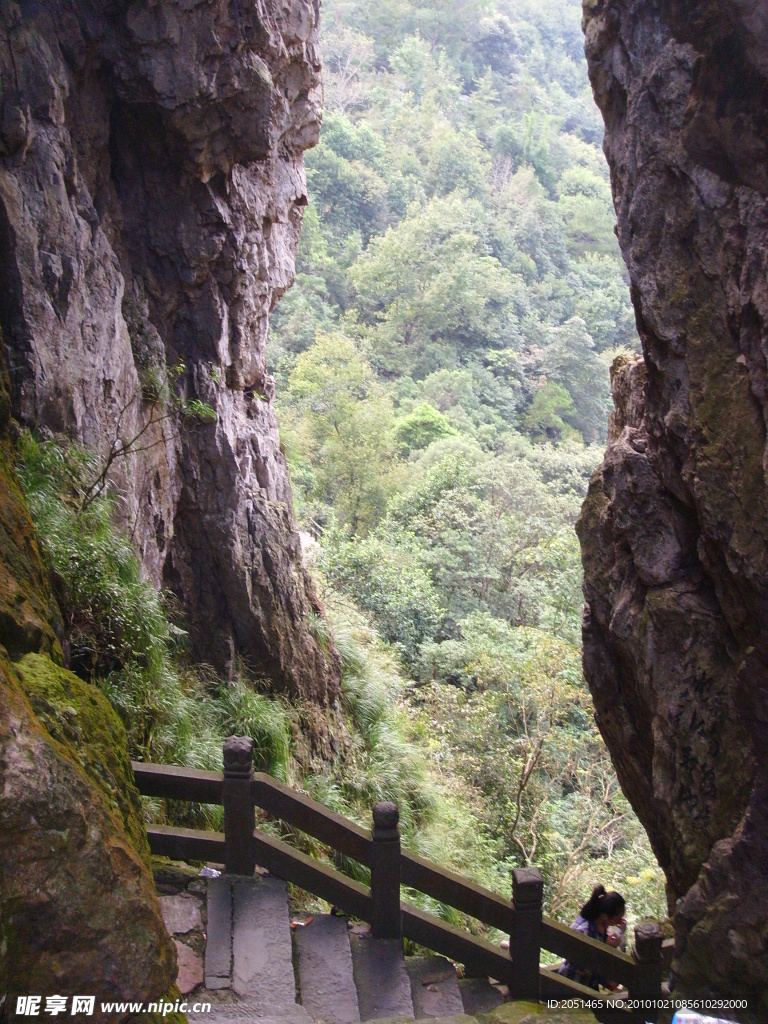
268,0,666,923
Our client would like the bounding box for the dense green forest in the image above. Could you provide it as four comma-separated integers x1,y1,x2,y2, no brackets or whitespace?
268,0,666,924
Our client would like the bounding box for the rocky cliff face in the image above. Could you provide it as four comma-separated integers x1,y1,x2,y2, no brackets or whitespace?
0,0,340,702
578,0,768,1006
0,346,176,1011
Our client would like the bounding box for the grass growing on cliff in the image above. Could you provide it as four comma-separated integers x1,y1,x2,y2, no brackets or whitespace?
15,432,292,798
14,432,446,847
18,427,498,900
301,586,509,921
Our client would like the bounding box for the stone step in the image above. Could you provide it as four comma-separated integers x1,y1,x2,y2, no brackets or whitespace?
205,877,233,990
349,933,415,1021
231,875,299,1013
406,956,464,1019
360,1017,477,1024
457,978,505,1017
188,991,312,1024
200,873,503,1023
294,914,361,1024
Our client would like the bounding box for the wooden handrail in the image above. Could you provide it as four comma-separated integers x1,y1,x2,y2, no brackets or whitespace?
141,821,514,986
132,761,223,803
132,760,511,932
539,968,632,1024
132,746,666,1013
146,823,225,862
401,849,513,932
401,903,514,984
252,827,373,922
252,773,372,864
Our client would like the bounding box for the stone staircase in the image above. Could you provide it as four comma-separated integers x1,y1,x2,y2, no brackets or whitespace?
178,872,506,1024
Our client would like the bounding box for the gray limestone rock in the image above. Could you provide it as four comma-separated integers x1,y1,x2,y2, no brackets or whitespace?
160,894,203,935
578,0,768,1010
0,0,341,711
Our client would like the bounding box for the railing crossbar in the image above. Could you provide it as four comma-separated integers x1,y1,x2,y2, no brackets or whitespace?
146,823,225,862
401,850,513,933
252,773,372,865
252,826,373,922
132,761,223,804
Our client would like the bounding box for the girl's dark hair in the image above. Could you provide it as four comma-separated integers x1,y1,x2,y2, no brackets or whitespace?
580,884,625,921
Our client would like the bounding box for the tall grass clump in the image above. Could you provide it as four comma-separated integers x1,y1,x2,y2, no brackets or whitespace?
217,680,291,782
308,596,437,839
17,434,177,689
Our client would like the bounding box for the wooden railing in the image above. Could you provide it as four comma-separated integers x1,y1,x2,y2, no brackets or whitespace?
133,737,667,1020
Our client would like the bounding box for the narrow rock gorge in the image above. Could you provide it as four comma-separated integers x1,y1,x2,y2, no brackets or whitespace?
578,0,768,1007
0,0,340,701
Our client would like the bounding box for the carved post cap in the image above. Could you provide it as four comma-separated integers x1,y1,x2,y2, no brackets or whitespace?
512,866,544,906
223,735,255,777
372,801,399,834
634,922,664,961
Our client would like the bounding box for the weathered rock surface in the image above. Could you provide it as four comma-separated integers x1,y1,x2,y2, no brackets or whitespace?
174,940,204,997
0,0,340,703
578,0,768,1007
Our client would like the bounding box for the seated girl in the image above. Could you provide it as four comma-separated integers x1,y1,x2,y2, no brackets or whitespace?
557,884,627,991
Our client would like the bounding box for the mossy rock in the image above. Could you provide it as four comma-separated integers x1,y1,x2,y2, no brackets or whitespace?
153,858,205,894
0,649,175,1002
133,983,189,1024
371,1008,603,1024
12,651,151,868
483,1002,598,1024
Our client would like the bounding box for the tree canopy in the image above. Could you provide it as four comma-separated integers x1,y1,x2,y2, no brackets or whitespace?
268,0,664,925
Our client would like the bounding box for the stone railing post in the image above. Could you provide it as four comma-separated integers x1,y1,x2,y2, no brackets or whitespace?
510,866,543,1000
223,736,255,876
629,922,664,1022
370,801,401,939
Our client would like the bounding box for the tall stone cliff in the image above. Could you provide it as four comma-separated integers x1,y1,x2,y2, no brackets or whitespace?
0,338,176,1011
0,0,340,703
578,0,768,1007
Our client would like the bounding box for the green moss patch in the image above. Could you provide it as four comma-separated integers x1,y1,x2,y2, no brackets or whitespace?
483,1003,598,1024
13,651,150,868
